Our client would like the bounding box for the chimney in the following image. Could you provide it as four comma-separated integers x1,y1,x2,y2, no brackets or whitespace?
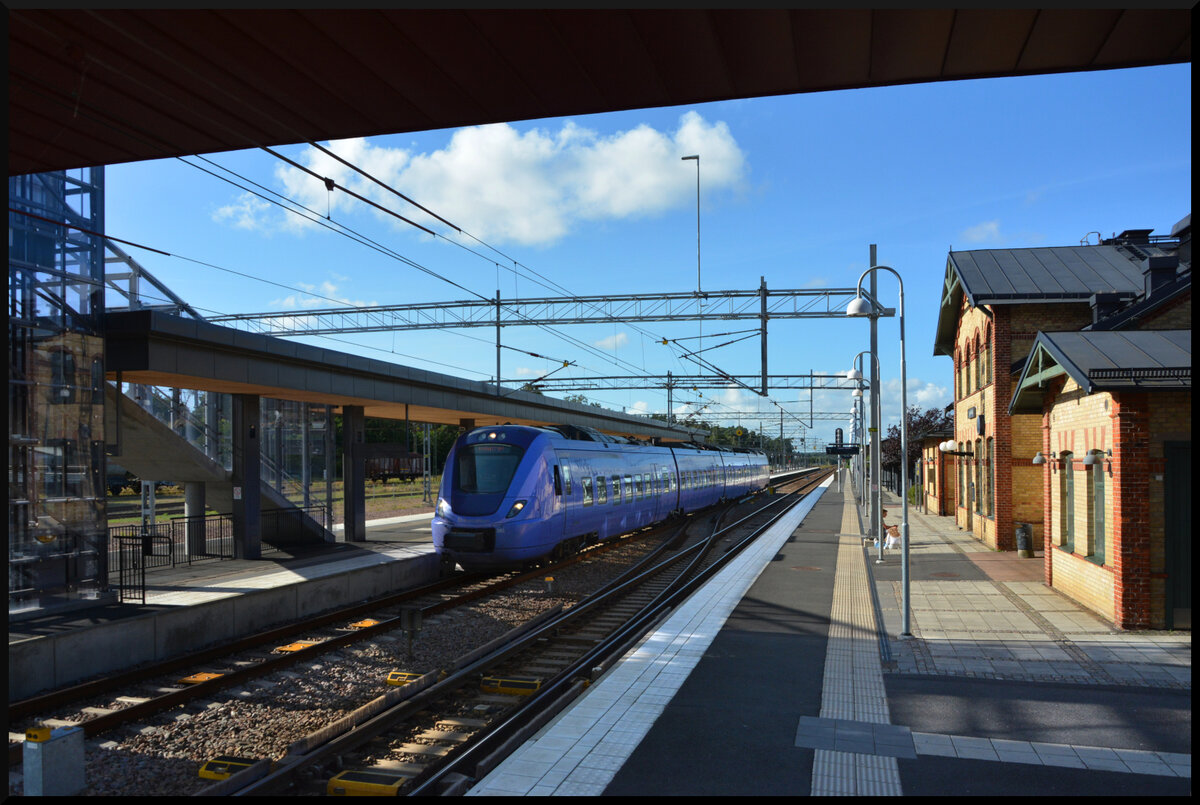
1089,292,1125,324
1142,255,1179,300
1170,213,1190,266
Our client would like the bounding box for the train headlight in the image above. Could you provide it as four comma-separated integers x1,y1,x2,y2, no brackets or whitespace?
505,500,528,519
436,497,451,518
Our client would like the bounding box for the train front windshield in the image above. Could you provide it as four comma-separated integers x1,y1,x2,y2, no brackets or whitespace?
454,443,525,495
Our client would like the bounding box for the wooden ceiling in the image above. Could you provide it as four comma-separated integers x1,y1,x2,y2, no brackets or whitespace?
9,8,1191,176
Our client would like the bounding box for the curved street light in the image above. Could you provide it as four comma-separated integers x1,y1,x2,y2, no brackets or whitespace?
847,265,911,637
848,351,882,560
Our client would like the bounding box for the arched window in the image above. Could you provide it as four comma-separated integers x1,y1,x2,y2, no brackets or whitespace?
1060,452,1075,551
1090,451,1106,564
986,437,994,517
954,347,962,400
975,438,983,513
973,334,981,392
983,322,993,386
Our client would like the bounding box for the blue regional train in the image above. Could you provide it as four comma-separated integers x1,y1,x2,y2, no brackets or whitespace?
432,424,770,571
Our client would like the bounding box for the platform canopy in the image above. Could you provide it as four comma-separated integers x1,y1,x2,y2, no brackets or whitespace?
105,310,704,441
9,8,1190,176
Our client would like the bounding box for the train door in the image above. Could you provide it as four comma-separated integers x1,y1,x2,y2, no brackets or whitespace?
557,451,580,542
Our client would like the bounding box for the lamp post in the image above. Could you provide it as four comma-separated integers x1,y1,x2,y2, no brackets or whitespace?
681,155,700,294
847,265,911,637
681,154,701,381
848,350,883,562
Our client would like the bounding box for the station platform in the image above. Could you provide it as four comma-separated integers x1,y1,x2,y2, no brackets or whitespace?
8,513,439,701
467,474,1192,797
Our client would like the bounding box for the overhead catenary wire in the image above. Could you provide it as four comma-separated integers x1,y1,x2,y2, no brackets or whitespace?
249,145,780,417
254,142,709,385
10,13,729,419
176,156,650,381
17,30,771,419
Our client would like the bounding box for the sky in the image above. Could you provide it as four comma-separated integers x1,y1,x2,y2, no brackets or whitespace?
102,63,1191,451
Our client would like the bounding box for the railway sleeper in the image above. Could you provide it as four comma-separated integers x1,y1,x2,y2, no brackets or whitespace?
417,729,471,744
520,664,566,676
398,742,452,758
436,717,488,729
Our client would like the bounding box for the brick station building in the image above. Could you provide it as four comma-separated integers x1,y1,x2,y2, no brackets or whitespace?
933,214,1190,629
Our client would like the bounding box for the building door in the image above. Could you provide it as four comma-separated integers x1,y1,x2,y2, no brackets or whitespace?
1164,442,1191,629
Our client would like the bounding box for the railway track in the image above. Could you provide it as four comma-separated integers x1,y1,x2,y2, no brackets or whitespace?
235,469,830,796
10,470,829,796
7,526,675,771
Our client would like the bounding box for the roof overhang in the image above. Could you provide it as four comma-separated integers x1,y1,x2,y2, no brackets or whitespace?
9,8,1192,176
104,310,703,441
1009,330,1192,415
933,258,965,357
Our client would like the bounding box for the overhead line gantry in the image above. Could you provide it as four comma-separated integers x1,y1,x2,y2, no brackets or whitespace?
207,282,895,396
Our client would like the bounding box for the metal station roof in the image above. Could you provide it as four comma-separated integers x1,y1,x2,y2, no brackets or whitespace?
932,240,1185,356
1009,329,1191,414
8,8,1192,176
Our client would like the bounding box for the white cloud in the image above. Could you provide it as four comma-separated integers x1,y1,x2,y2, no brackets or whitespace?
269,279,377,311
961,220,1001,244
235,112,747,246
594,331,629,350
212,192,273,231
628,400,651,415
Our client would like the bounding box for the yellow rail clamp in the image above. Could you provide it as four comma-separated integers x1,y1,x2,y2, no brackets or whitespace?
480,676,542,696
348,619,381,630
386,671,423,687
327,768,409,796
274,639,321,653
178,671,224,685
198,755,257,780
25,726,51,743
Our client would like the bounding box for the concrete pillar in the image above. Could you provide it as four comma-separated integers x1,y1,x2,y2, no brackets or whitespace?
343,405,366,542
184,481,206,556
232,393,261,559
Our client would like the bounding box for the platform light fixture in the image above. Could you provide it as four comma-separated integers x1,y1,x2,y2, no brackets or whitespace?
848,351,880,551
847,265,910,637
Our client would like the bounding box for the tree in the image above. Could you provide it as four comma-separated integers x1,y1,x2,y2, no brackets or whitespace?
880,405,953,472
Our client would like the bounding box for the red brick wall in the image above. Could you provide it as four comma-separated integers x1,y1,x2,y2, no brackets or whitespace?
1111,393,1152,628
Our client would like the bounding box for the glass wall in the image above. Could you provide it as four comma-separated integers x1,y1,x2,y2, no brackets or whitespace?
9,169,108,616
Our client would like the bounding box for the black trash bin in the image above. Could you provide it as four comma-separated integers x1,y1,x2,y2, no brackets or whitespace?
1015,522,1033,557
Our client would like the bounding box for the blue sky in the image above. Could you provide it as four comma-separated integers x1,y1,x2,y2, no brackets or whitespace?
103,63,1191,450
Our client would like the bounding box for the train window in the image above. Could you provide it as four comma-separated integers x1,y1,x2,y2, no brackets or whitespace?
561,463,572,495
596,476,607,504
553,465,563,496
624,474,633,500
582,476,593,506
664,471,672,492
634,474,643,498
612,476,621,503
454,443,525,494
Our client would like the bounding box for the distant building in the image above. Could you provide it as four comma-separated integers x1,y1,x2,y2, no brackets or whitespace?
916,427,954,517
934,215,1190,629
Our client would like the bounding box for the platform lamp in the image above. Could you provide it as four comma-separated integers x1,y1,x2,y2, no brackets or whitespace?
847,351,882,562
848,265,911,637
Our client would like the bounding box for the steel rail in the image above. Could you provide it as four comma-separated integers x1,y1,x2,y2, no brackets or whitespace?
406,473,825,795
